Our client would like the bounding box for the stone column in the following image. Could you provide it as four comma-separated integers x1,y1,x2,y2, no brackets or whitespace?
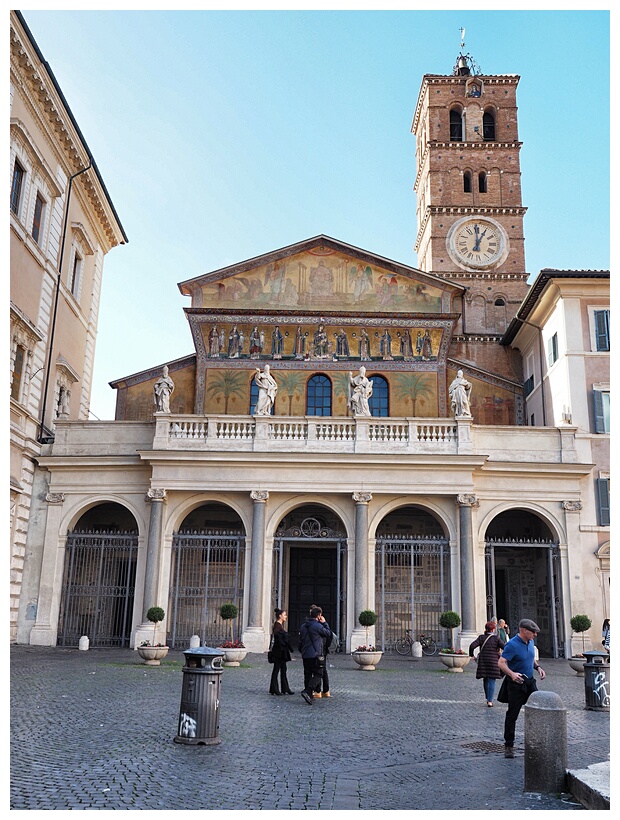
29,492,66,646
457,494,479,648
244,491,269,652
143,489,166,617
352,492,372,649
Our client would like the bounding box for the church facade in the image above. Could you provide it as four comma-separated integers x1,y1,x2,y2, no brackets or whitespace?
18,52,608,658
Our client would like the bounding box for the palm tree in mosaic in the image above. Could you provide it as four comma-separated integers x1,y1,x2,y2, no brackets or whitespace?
206,370,247,414
333,372,352,415
394,373,434,417
277,372,305,415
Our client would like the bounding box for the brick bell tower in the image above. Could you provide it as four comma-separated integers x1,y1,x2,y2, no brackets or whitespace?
411,36,529,340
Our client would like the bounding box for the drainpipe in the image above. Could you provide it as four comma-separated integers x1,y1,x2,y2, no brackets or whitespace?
37,161,92,443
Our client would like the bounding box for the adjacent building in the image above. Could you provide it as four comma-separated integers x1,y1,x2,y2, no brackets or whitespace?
14,44,609,658
9,10,127,642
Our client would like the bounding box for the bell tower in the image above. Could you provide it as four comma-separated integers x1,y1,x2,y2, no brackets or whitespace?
411,38,529,336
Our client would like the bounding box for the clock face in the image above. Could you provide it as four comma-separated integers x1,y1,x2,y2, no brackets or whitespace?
447,218,508,270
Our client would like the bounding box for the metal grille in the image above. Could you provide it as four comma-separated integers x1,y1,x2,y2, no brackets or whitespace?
375,535,450,651
168,530,245,648
58,530,137,647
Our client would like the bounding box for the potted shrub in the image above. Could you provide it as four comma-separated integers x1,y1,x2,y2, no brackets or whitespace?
352,610,382,670
568,614,592,675
137,606,169,665
438,611,469,671
218,603,247,666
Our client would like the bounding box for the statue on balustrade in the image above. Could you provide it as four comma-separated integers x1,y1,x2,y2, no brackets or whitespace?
449,369,472,418
255,365,278,415
348,366,373,417
154,365,175,413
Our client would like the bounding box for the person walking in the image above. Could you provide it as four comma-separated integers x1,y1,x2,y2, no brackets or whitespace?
309,604,332,699
498,618,546,758
469,621,505,707
269,609,294,696
298,605,332,705
602,618,610,656
497,619,509,643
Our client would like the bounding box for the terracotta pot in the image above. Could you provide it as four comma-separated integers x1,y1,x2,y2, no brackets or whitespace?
439,653,471,672
137,646,169,666
352,650,383,670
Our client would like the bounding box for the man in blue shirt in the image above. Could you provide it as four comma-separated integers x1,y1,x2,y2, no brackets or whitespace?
498,618,546,758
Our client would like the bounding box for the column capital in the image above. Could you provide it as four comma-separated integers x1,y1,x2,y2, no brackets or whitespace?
457,493,479,508
45,492,65,504
562,500,582,512
251,490,269,503
146,488,167,502
353,492,372,504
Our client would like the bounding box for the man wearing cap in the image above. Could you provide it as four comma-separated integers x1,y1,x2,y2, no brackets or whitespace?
498,618,546,758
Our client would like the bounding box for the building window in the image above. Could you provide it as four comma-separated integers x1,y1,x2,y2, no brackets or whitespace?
69,251,82,297
523,375,534,397
11,159,25,215
593,389,610,433
597,478,610,527
11,344,25,402
368,375,389,417
32,192,45,244
478,171,487,193
306,374,332,416
449,109,463,141
483,111,496,140
594,310,610,351
463,171,471,193
547,333,559,367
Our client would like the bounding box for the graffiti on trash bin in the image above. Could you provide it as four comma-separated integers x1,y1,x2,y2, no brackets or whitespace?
179,712,197,738
591,671,610,707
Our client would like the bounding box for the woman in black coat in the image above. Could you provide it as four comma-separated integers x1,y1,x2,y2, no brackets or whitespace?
269,609,294,696
469,621,505,706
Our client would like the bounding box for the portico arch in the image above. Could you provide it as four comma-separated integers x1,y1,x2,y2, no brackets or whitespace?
58,501,139,648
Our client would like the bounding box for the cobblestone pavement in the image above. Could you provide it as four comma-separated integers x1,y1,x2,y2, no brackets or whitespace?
10,646,609,810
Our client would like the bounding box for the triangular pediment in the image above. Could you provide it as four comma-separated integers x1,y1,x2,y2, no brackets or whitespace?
178,235,462,315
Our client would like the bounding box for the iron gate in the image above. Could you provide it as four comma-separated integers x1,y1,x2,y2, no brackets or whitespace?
375,534,451,651
58,529,137,647
168,529,245,648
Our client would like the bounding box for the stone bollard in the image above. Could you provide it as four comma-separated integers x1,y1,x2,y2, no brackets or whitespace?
189,634,200,649
412,641,423,659
78,635,89,651
524,691,567,793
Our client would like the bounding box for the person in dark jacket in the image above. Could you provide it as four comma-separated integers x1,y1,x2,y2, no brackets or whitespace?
298,606,331,705
469,621,505,707
310,603,332,698
269,609,294,695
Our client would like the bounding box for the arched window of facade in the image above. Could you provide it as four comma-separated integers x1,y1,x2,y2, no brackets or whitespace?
306,374,332,416
368,375,389,417
483,110,496,141
463,171,472,193
449,109,463,141
478,171,487,193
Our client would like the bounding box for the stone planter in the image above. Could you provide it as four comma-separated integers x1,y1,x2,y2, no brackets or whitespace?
136,646,169,666
352,650,383,671
568,657,586,676
439,653,471,672
220,648,247,666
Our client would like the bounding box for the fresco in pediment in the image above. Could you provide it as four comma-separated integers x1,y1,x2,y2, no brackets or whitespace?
197,250,443,313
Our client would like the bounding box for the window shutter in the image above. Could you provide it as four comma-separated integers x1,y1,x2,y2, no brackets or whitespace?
597,478,610,527
594,310,610,352
593,390,605,433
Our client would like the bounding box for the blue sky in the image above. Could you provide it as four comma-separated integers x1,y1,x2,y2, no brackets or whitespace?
17,7,610,420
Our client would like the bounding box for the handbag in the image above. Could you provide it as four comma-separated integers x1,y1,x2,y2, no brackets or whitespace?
267,649,274,664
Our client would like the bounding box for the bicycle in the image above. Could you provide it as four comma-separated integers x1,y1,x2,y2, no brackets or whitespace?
394,630,437,656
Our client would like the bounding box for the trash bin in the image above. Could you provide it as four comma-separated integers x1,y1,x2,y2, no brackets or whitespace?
174,646,225,745
583,650,610,712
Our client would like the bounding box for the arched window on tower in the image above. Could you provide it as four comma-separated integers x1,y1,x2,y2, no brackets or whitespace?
483,110,496,141
368,375,389,417
306,374,332,416
463,171,472,193
450,109,463,141
478,171,487,193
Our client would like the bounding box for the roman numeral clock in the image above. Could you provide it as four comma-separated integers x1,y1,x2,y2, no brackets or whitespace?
446,216,509,271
